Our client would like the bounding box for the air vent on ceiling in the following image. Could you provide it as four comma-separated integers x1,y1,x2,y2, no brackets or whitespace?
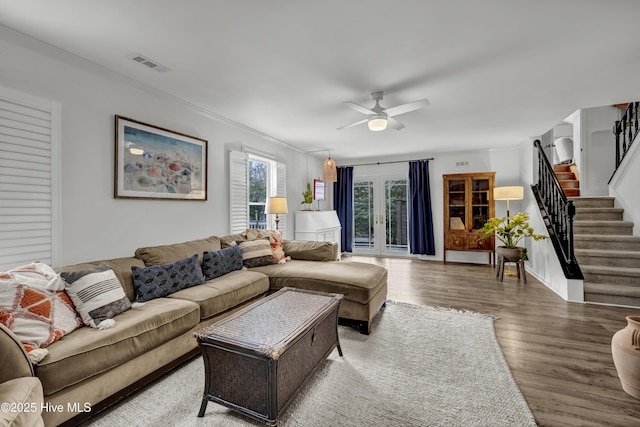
127,53,171,73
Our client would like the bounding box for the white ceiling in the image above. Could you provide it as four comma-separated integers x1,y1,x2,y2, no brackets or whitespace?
1,0,639,161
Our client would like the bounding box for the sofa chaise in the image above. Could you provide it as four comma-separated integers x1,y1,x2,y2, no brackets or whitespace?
1,234,387,426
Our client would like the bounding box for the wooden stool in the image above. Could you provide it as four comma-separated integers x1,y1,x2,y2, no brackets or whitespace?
496,255,527,283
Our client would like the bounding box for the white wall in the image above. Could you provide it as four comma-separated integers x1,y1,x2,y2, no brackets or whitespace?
0,26,310,266
579,106,618,196
610,127,640,235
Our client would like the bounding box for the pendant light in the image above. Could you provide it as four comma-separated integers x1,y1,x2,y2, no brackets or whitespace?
323,151,337,182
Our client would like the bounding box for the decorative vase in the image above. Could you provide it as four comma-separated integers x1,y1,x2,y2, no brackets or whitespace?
612,315,640,399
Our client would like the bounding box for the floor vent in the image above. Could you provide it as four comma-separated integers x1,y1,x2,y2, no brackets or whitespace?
127,53,171,73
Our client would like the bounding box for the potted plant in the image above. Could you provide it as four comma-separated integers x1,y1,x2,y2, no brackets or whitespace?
300,182,313,210
478,212,548,260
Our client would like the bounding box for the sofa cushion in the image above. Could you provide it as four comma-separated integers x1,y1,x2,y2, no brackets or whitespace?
0,377,44,427
250,260,387,304
237,239,277,268
61,264,132,329
167,270,269,319
202,246,244,280
132,254,205,302
282,240,337,261
135,236,221,266
35,298,200,395
1,262,82,358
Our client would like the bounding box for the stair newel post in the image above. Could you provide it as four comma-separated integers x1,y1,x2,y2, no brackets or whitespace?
614,120,622,168
629,101,638,140
566,200,576,270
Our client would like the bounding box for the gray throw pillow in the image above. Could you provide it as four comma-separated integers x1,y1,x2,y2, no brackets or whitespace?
202,245,243,280
132,254,204,302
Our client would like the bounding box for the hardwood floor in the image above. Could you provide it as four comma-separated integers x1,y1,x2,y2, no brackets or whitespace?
344,255,640,427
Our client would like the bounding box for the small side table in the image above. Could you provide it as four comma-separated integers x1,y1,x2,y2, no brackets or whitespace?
496,255,527,283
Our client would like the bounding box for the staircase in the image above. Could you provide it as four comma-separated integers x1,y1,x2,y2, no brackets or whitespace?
554,163,580,197
572,196,640,306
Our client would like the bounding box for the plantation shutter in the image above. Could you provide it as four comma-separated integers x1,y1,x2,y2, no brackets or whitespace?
0,88,60,270
276,161,287,236
229,150,248,234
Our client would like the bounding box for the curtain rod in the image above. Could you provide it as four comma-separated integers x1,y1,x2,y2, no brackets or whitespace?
340,157,435,167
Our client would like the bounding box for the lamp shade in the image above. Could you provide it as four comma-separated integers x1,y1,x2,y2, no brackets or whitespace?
265,197,288,214
368,115,388,131
493,186,524,201
323,157,337,182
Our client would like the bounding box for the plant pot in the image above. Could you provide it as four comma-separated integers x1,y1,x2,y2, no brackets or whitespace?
612,316,640,399
496,246,522,262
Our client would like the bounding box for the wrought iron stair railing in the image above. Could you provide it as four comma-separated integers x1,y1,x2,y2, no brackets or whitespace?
611,101,639,182
531,140,583,279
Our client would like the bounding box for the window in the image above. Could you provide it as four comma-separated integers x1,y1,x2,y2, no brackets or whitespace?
248,157,269,229
229,150,286,234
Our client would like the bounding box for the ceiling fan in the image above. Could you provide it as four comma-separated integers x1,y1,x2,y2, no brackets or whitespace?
338,91,430,131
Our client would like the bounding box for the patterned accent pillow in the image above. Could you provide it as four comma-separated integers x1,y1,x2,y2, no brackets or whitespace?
244,229,286,262
237,238,278,268
202,246,243,280
61,264,132,329
131,254,204,303
0,262,83,361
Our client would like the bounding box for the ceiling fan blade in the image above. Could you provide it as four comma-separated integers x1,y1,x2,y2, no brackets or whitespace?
387,117,405,130
384,99,431,117
337,118,369,130
343,101,376,115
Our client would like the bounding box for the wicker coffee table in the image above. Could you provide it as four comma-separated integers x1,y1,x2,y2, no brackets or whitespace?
194,287,343,425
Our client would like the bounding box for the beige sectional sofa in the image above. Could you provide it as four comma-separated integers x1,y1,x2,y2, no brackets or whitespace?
1,234,387,426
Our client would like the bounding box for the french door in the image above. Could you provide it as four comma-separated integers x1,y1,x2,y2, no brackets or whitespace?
352,175,410,256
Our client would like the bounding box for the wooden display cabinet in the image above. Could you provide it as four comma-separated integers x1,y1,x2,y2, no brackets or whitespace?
443,172,495,264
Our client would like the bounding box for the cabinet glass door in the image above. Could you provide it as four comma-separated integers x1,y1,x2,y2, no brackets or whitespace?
447,179,466,231
471,178,490,230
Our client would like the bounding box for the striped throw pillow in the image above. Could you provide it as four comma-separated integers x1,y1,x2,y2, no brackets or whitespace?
61,264,131,329
237,238,277,268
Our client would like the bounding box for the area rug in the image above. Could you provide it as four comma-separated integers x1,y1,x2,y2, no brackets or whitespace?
85,302,537,426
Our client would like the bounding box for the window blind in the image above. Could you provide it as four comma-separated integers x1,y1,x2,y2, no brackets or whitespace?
0,89,59,270
229,150,248,234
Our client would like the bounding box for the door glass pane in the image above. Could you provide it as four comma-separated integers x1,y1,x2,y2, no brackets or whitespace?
471,179,489,230
385,179,408,251
448,179,466,230
353,180,375,250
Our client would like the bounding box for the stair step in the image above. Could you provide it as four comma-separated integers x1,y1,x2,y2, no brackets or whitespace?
555,172,576,180
574,234,640,250
559,180,580,189
581,265,640,286
563,188,580,197
554,164,573,173
569,196,615,208
584,282,640,307
576,249,640,268
573,220,633,235
574,207,624,221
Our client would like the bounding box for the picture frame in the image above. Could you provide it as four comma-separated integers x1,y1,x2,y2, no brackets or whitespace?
114,115,207,200
313,179,325,201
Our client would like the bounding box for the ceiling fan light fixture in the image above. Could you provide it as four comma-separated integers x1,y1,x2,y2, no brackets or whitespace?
368,115,388,131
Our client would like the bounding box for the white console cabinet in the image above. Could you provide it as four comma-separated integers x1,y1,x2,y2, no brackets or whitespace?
294,211,342,258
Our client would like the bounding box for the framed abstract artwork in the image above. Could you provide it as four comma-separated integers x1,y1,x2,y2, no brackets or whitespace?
114,115,207,200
